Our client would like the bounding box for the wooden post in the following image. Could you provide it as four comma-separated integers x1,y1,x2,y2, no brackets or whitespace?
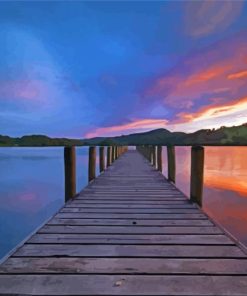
153,146,157,168
64,146,76,202
157,146,162,172
149,146,152,163
167,146,175,183
88,146,96,182
99,146,105,173
107,146,112,167
190,146,204,207
111,146,115,162
114,146,118,160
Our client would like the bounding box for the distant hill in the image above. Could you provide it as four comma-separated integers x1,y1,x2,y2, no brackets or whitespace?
0,123,246,147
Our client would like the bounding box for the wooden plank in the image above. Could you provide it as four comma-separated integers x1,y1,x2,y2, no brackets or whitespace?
28,233,233,245
65,204,196,209
55,213,208,219
71,200,190,204
48,218,213,226
13,244,245,258
1,274,247,295
60,208,201,213
77,195,186,200
2,258,247,275
38,225,222,235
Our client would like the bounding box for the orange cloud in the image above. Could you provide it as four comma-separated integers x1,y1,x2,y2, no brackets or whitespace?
177,96,247,123
144,32,247,119
85,118,168,138
228,70,247,80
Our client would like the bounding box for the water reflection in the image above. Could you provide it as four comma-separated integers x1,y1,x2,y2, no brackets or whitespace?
0,147,90,259
162,146,247,246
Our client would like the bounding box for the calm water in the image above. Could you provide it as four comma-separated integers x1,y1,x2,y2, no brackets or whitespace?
0,146,246,260
162,146,247,246
0,147,100,260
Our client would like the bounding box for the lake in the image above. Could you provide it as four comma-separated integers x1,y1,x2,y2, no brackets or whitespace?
162,146,247,246
0,146,246,260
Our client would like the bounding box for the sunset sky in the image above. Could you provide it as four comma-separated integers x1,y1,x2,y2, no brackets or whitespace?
0,1,247,138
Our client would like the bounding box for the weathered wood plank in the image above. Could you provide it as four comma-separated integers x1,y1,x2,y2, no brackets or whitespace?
55,213,208,219
2,258,247,275
48,218,213,226
65,204,196,209
60,209,201,215
38,225,222,235
13,244,245,258
1,274,247,295
28,233,233,245
71,200,190,204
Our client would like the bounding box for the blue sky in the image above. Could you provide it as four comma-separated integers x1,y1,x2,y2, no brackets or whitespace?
0,1,247,138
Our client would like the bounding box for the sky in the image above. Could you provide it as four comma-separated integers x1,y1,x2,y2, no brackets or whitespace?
0,0,247,138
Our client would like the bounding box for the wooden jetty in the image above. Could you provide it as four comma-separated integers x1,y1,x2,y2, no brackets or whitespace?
0,146,247,295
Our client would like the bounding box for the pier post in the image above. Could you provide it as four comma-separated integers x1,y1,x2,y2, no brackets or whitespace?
114,146,118,160
64,146,76,202
157,146,162,172
111,146,115,162
190,146,204,207
167,146,176,183
88,146,96,182
149,146,153,164
107,146,112,167
99,146,105,173
153,146,157,168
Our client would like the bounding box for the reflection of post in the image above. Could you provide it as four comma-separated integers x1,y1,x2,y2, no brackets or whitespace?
88,146,96,182
107,146,112,167
99,146,105,173
157,146,162,172
190,146,204,207
64,146,76,202
167,146,175,183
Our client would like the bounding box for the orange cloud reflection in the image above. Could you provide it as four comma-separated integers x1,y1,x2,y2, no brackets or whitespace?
204,147,247,197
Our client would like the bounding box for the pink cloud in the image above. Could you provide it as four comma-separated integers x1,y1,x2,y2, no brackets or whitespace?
85,118,168,138
0,79,46,102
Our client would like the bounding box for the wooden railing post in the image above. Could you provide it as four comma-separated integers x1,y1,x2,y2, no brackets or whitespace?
111,146,115,162
149,145,152,164
114,146,118,160
190,146,204,207
107,146,112,167
153,146,157,168
157,146,162,172
88,146,96,182
99,146,105,173
64,146,76,202
167,145,176,183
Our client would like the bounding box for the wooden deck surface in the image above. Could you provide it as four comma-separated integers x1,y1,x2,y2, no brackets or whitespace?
0,150,247,295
